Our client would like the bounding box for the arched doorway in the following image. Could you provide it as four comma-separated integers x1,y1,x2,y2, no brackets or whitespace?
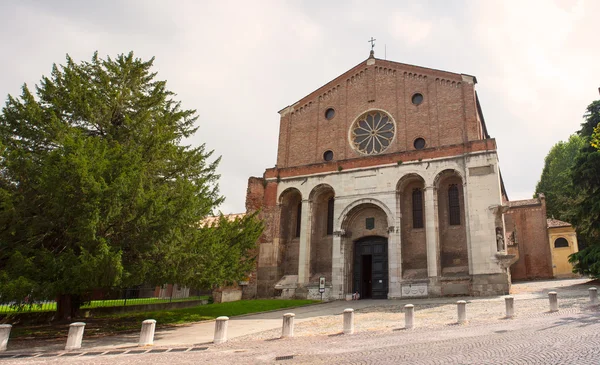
353,236,388,299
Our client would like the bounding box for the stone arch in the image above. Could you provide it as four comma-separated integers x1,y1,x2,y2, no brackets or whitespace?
396,173,427,279
337,198,394,232
308,184,336,283
338,201,391,298
278,188,302,277
435,169,469,276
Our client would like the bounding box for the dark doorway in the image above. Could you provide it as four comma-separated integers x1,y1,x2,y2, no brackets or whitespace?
353,236,388,299
361,255,372,298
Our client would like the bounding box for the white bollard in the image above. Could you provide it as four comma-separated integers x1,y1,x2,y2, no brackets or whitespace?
213,316,229,344
65,322,86,351
457,301,467,324
589,287,598,305
139,319,156,346
404,304,414,329
548,291,558,312
505,296,514,318
281,313,295,338
343,308,354,335
0,324,12,351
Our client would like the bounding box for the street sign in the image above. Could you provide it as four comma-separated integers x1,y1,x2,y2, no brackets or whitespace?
319,276,325,293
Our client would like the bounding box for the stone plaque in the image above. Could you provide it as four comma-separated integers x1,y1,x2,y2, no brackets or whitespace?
469,165,494,176
401,284,428,297
354,175,376,190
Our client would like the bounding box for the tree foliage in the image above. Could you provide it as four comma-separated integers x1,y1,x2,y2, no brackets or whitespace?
568,100,600,278
534,134,584,221
0,52,262,317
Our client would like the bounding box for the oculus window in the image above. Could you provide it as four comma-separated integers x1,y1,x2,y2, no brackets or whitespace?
414,138,426,150
412,93,424,105
350,110,395,155
323,150,334,161
325,108,336,120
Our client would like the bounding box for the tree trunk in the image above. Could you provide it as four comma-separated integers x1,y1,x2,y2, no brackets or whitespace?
56,294,82,320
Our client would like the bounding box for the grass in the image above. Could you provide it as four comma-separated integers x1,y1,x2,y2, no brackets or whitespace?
8,299,318,340
0,296,209,314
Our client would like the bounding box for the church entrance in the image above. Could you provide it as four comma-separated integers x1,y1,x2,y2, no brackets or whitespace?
353,236,388,299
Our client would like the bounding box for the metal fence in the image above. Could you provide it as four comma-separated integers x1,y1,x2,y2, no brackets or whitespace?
0,285,210,314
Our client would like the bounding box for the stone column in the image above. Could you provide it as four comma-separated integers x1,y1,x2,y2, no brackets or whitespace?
404,304,414,329
65,322,86,351
139,319,156,346
457,301,467,324
281,313,295,338
343,308,354,334
589,287,598,305
331,233,343,299
213,316,229,344
0,324,11,351
424,186,438,278
505,297,514,318
297,199,311,285
548,292,558,312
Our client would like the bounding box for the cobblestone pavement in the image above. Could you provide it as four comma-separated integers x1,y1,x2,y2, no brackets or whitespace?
2,304,599,364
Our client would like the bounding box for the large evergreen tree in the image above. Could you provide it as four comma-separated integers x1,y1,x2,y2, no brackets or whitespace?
0,52,261,318
569,100,600,278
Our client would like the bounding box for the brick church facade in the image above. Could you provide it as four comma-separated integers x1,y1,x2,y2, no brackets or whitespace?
245,51,518,300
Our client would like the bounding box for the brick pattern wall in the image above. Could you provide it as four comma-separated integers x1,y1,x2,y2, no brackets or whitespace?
309,187,334,283
505,197,553,280
276,58,481,169
437,174,469,275
399,179,427,277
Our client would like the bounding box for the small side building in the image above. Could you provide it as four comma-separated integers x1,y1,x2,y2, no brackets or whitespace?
504,195,579,281
547,218,579,278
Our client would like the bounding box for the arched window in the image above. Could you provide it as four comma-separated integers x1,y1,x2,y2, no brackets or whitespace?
554,237,569,248
326,197,334,235
295,202,302,237
448,184,460,226
412,188,424,228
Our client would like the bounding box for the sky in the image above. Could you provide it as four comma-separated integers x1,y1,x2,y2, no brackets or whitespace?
1,0,599,214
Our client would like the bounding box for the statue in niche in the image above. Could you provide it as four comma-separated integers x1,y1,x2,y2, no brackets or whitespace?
496,227,505,252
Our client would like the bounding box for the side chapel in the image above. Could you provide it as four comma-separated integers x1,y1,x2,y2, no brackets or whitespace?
245,50,517,300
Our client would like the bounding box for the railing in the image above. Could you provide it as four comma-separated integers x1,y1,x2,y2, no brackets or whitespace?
0,286,210,314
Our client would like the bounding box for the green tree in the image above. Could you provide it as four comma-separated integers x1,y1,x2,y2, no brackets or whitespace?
0,52,261,318
568,100,600,278
534,134,585,220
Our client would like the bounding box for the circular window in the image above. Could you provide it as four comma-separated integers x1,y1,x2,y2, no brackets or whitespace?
325,108,335,120
350,110,395,155
554,237,569,248
323,150,334,161
412,93,424,105
414,138,426,150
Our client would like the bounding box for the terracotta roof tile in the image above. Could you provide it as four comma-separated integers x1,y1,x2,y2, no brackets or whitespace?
547,218,572,228
508,198,540,207
199,213,246,228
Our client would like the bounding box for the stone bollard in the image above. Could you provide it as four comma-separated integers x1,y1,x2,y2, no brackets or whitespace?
505,296,515,318
65,322,86,351
548,291,558,312
457,301,467,324
139,319,157,346
213,316,229,344
404,304,415,329
0,324,12,352
343,308,354,335
589,287,598,305
281,313,295,338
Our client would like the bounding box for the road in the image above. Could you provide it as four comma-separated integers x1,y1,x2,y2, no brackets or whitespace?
3,305,599,364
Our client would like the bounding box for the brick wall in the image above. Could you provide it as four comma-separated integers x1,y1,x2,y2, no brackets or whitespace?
276,57,482,169
505,197,553,280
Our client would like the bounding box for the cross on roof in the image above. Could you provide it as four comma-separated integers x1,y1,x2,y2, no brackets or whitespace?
368,37,376,51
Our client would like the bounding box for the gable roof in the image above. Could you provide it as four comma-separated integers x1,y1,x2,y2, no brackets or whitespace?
547,218,572,228
508,198,540,208
279,54,476,115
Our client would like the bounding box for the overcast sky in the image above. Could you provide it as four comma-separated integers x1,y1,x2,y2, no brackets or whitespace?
1,0,599,214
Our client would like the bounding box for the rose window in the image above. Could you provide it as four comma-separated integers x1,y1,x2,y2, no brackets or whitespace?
350,110,395,155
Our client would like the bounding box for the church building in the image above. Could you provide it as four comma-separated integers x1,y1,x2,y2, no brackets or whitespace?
245,50,516,300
